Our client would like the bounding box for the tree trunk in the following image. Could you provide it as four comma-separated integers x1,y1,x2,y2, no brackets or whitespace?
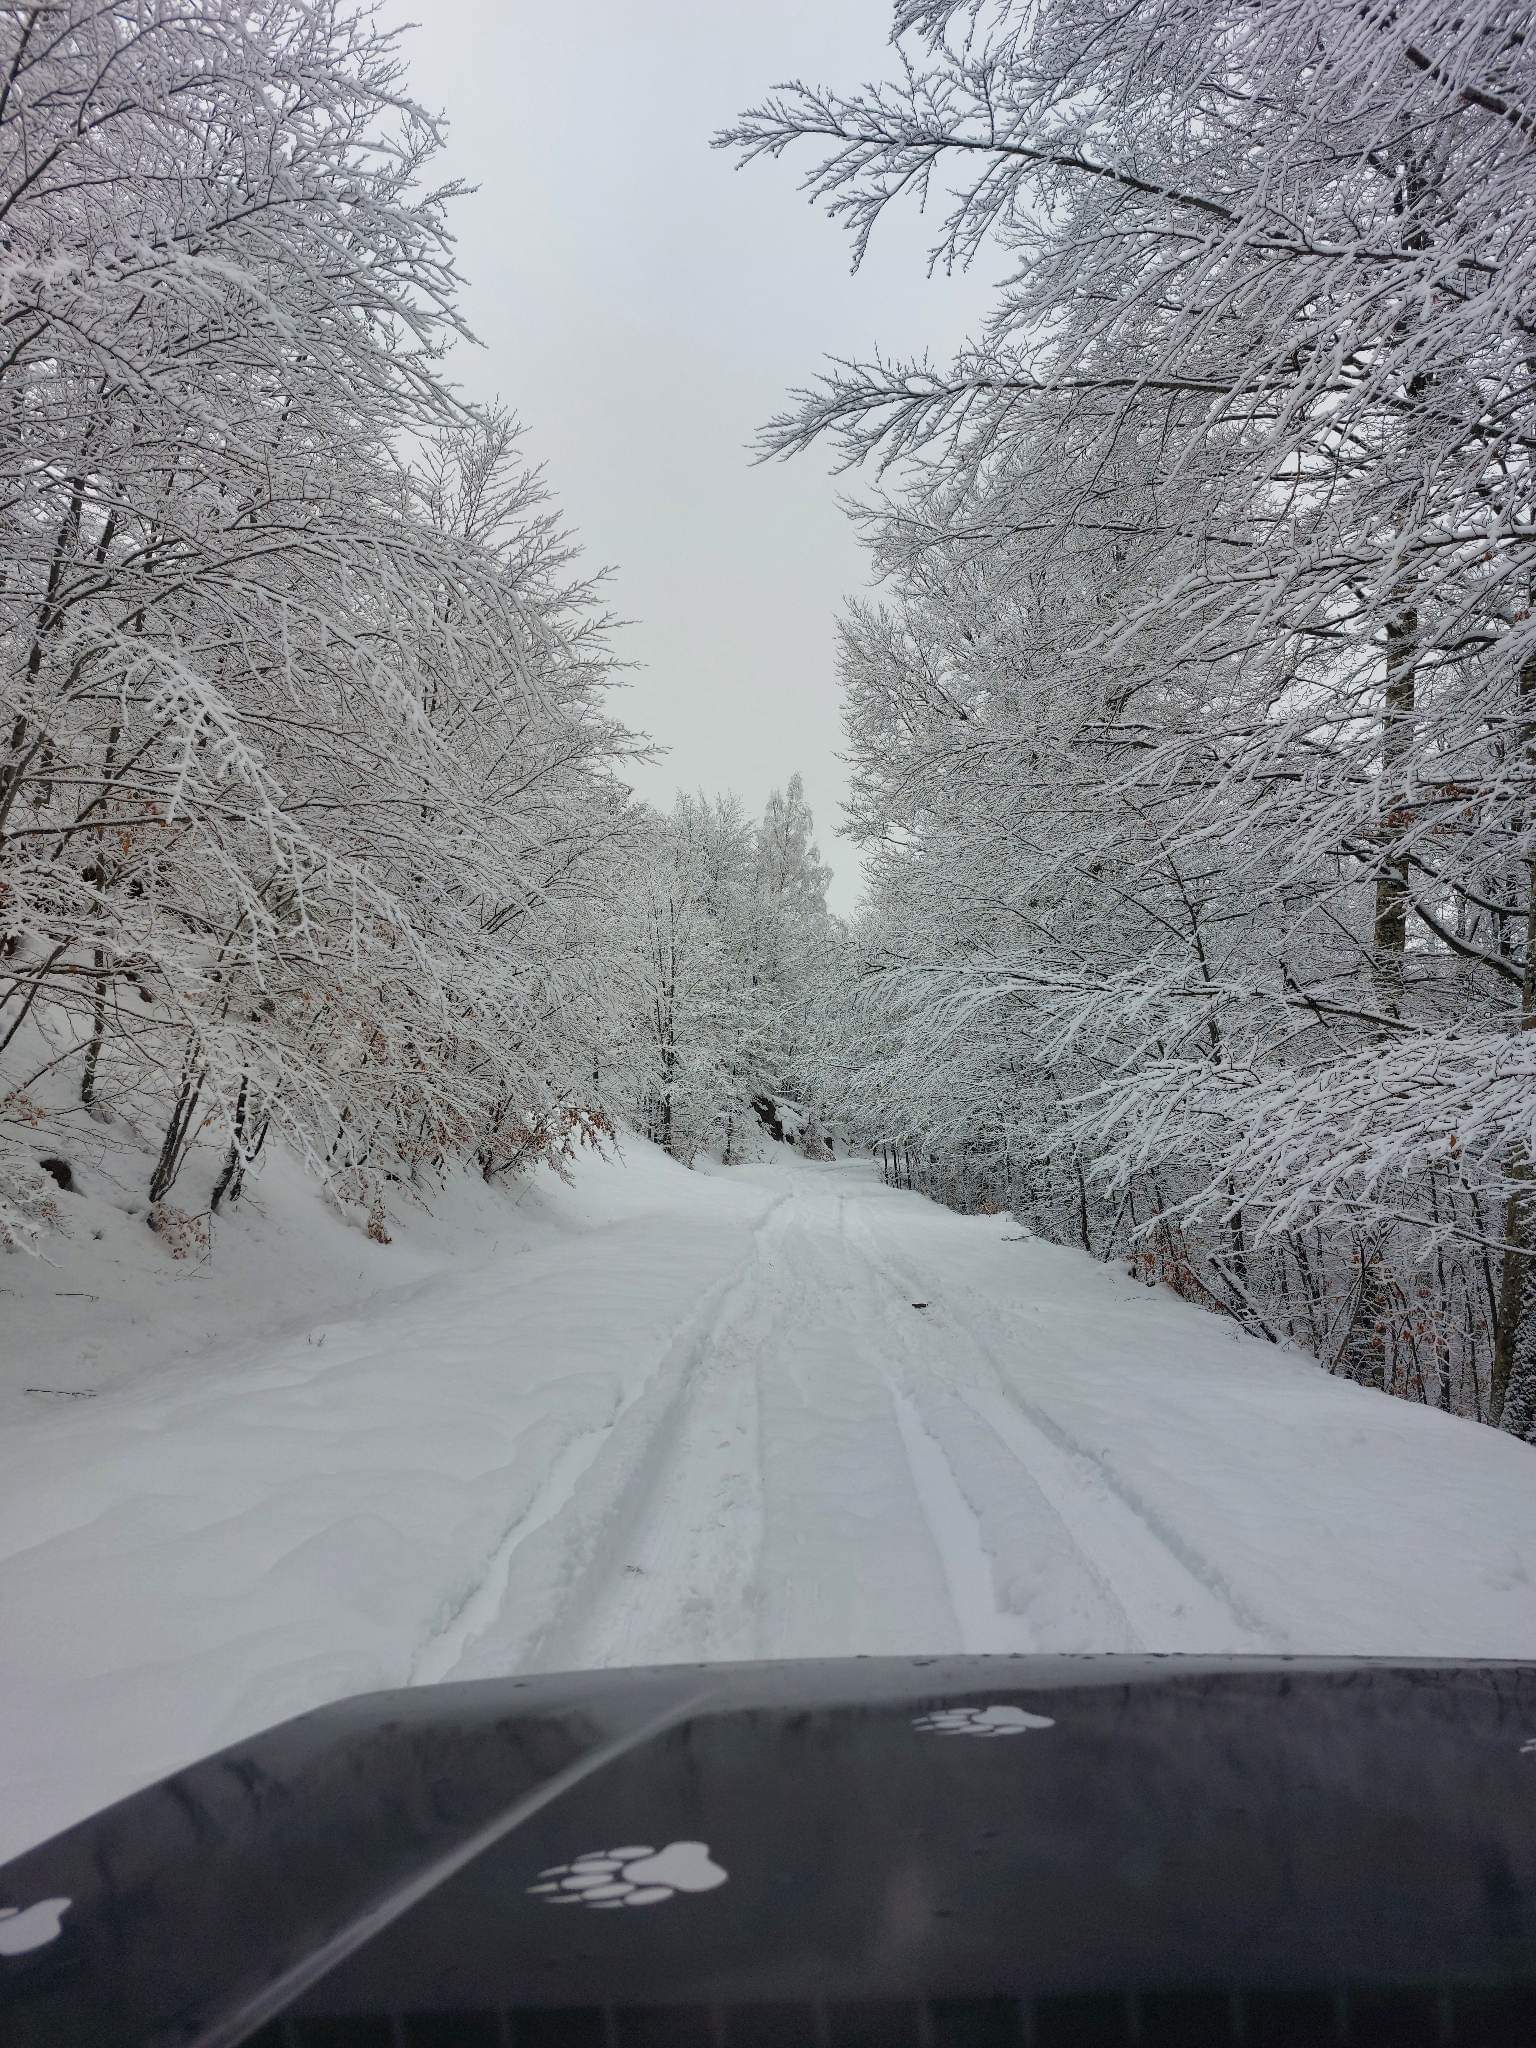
148,1063,203,1207
1491,639,1536,1431
1339,1236,1390,1392
80,716,122,1113
1492,1138,1536,1436
79,946,107,1110
210,1075,258,1213
1372,596,1417,1013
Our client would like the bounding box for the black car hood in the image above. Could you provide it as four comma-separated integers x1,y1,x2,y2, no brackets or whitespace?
2,1655,1535,2046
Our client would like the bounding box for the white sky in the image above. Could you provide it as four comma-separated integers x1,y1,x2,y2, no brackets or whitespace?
384,0,995,912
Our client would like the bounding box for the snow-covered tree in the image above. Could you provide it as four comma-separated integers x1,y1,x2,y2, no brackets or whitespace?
749,774,837,1130
726,0,1536,1433
609,780,842,1164
0,1,638,1247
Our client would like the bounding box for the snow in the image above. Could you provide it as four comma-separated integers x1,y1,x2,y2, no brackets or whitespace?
3,1136,1536,1867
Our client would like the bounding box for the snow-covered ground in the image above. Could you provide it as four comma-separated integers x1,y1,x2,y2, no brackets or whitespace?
3,1136,1535,1865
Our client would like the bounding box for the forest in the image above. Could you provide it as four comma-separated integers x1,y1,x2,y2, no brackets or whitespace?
4,0,1536,1444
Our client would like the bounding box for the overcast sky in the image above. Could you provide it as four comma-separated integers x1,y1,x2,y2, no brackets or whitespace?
382,0,994,913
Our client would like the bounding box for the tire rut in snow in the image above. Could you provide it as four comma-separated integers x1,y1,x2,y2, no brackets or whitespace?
845,1201,1272,1654
886,1386,1038,1655
844,1209,1140,1654
535,1261,771,1671
446,1195,794,1680
408,1418,616,1686
747,1192,964,1659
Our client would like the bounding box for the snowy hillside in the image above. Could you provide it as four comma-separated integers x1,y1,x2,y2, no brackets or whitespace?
3,1134,1534,1867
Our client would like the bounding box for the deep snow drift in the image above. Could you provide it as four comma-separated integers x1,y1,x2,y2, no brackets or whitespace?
3,1136,1534,1865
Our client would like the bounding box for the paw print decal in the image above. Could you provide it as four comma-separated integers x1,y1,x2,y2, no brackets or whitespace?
529,1840,727,1909
0,1898,71,1957
914,1704,1055,1737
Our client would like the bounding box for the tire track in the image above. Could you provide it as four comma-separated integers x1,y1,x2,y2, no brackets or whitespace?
846,1201,1275,1652
748,1192,965,1658
409,1418,616,1685
886,1384,1038,1654
838,1201,1141,1652
539,1253,773,1670
444,1194,793,1681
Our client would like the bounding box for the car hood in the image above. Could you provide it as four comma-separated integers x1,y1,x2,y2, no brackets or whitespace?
2,1655,1535,2045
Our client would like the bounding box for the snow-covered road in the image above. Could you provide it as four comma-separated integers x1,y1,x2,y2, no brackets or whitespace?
442,1173,1266,1680
4,1139,1535,1863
